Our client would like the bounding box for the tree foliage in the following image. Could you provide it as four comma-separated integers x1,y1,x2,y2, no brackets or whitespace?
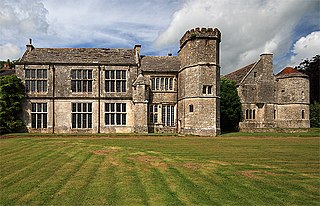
296,55,320,103
0,75,25,134
220,78,242,132
295,55,320,128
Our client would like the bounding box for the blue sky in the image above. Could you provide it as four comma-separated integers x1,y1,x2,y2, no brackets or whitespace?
1,0,319,74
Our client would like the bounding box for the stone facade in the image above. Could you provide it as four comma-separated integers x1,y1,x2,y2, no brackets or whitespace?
15,28,221,136
224,54,310,131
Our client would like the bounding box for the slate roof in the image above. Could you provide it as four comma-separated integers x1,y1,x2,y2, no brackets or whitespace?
140,56,180,72
18,48,136,65
222,63,255,85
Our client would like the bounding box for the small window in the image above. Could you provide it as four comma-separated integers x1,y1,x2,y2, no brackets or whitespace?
302,110,305,119
274,110,276,119
189,105,194,113
203,85,213,95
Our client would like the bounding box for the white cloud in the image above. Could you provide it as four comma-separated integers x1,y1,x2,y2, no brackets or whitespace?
290,31,320,65
0,43,22,60
155,0,317,74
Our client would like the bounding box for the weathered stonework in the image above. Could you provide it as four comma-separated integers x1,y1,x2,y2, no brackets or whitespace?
224,54,310,131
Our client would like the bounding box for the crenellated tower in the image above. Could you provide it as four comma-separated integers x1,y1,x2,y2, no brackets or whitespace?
177,27,221,136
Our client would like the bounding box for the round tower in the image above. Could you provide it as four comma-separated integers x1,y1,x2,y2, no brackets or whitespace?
177,27,221,136
275,67,310,128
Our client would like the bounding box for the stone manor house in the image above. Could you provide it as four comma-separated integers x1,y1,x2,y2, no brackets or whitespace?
15,27,309,136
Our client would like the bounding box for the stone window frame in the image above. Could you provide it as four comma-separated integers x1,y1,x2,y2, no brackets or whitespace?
105,103,126,125
161,105,175,127
245,109,256,120
149,104,159,124
105,70,127,93
150,77,174,92
25,68,48,93
189,104,194,113
301,110,305,119
71,103,92,128
202,85,213,95
71,69,93,93
31,103,47,128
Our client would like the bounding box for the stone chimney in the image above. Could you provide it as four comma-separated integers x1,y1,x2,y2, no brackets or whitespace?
134,44,141,66
26,38,34,52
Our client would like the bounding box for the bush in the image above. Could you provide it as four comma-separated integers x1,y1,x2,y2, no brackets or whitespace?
310,101,320,128
0,75,25,134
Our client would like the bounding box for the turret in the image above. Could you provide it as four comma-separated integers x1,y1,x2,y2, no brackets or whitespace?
177,27,221,136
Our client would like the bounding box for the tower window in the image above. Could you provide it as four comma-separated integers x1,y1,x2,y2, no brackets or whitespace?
245,109,256,119
302,110,305,119
189,104,194,113
274,110,276,119
203,85,213,94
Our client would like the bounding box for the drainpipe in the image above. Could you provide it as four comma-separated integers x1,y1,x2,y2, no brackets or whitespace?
52,65,55,134
98,65,101,133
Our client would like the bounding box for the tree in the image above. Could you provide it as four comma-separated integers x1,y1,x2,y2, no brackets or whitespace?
296,55,320,128
296,55,320,103
0,75,25,134
220,78,242,132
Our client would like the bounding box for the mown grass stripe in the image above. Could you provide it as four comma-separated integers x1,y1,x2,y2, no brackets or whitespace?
43,152,94,205
52,154,105,206
0,140,40,157
148,167,185,206
1,146,77,205
0,145,73,189
167,167,219,205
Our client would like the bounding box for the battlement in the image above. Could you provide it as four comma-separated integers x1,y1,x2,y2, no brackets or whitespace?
179,27,221,48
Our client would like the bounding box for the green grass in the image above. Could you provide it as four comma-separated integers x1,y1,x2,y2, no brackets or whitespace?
1,136,319,205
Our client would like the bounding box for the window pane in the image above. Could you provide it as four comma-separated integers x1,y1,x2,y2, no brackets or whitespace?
37,80,42,92
25,80,30,92
116,103,121,112
43,81,47,92
122,71,126,79
31,69,36,78
116,70,121,79
151,79,155,90
116,114,121,125
83,70,87,79
116,81,121,92
37,69,43,78
77,81,81,92
25,69,30,78
110,103,115,112
83,81,87,92
105,80,109,92
208,86,212,94
72,103,76,112
162,106,166,125
165,78,169,90
88,70,92,79
122,103,126,113
71,70,76,79
110,70,115,79
43,114,47,128
106,70,110,79
43,103,47,112
31,103,36,112
72,113,76,128
110,80,115,92
43,69,47,79
88,103,92,112
31,114,36,128
203,86,206,94
169,78,173,90
37,103,42,112
105,113,110,125
111,113,115,125
77,70,81,79
83,114,87,128
77,114,82,128
105,103,109,112
31,81,36,92
77,103,82,112
88,81,92,92
121,81,126,92
37,114,42,128
155,78,159,90
83,103,87,112
122,114,126,125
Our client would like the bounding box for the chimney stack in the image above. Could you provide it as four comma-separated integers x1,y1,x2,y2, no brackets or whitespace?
26,38,34,52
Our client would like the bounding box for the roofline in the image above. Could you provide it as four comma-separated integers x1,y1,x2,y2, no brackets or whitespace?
15,62,137,66
239,59,260,85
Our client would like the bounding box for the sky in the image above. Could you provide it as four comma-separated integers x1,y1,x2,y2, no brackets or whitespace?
0,0,319,74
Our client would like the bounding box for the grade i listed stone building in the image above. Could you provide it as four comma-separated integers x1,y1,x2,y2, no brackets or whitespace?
15,28,222,135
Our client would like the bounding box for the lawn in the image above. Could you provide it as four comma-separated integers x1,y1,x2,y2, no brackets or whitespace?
0,135,319,205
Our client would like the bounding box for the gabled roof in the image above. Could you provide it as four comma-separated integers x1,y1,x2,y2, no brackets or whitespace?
222,62,255,85
140,56,180,72
18,48,136,65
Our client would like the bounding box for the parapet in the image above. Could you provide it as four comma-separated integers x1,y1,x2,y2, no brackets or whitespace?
179,27,221,48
